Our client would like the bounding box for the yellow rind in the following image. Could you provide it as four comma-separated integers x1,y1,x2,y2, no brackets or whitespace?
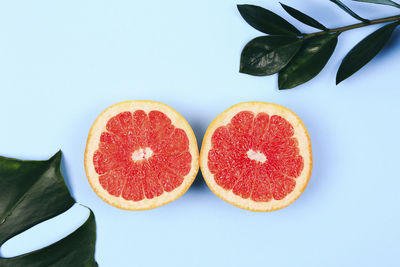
84,100,199,211
199,101,312,212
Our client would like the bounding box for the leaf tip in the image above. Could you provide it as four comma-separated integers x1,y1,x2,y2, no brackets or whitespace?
55,149,63,157
278,79,289,90
49,150,63,163
278,84,293,90
336,68,346,84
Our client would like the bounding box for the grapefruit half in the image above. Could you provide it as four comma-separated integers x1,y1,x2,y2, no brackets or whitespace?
85,100,199,210
200,102,312,212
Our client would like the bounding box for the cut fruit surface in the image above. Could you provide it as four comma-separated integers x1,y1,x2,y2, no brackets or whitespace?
200,102,312,212
85,100,199,210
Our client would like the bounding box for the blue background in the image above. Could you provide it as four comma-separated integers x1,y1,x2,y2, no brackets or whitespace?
1,0,399,266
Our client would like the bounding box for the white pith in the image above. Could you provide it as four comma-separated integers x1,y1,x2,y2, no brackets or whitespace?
200,102,312,212
85,100,199,211
247,149,267,163
131,147,153,161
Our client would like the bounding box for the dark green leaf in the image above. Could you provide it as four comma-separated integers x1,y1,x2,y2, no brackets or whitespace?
237,4,301,36
330,0,370,22
278,33,338,89
240,36,303,76
353,0,400,8
280,3,327,30
0,151,97,267
336,21,400,84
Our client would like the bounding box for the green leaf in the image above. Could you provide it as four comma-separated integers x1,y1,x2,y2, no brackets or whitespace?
330,0,370,22
240,36,303,76
237,4,301,36
336,21,400,84
353,0,400,8
278,33,338,89
0,151,97,267
280,3,327,30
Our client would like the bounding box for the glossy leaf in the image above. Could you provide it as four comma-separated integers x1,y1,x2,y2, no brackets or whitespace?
330,0,370,22
336,21,400,84
278,33,338,89
240,36,303,76
280,3,327,30
353,0,400,8
0,151,97,267
237,4,301,36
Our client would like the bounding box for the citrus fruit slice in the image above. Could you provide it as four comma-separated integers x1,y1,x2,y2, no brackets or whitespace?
200,102,312,212
85,100,199,210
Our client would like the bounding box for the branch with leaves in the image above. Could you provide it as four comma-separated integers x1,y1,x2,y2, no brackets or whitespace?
238,0,400,89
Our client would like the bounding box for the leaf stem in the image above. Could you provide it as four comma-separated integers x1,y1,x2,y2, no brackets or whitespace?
303,14,400,38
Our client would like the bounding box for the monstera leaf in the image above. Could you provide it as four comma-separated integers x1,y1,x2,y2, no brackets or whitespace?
0,151,97,267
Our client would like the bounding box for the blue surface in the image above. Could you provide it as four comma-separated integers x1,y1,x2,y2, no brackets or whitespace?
1,0,400,266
